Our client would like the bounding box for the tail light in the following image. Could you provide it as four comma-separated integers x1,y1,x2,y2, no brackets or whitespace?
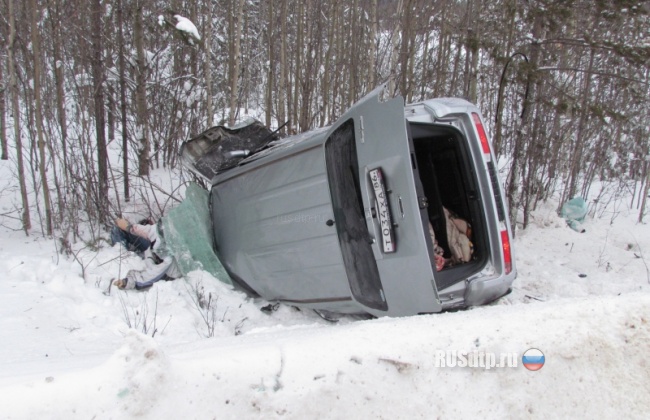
501,230,512,274
472,113,491,154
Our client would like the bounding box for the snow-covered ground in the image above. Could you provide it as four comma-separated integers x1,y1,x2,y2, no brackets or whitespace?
0,162,649,418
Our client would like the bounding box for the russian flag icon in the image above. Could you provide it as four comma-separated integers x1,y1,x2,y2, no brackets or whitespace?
522,348,545,371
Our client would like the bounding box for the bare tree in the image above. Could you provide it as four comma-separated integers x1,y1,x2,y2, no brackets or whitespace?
90,0,109,221
505,12,543,234
368,0,378,89
277,0,288,133
6,0,31,233
117,0,130,201
46,0,69,183
134,1,150,177
203,5,214,127
0,60,7,161
265,0,275,128
228,0,246,126
28,0,54,235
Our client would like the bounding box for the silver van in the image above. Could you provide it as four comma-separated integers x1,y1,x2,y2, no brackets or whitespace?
181,84,516,317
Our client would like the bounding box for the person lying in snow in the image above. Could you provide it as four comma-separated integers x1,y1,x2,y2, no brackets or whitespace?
110,217,182,290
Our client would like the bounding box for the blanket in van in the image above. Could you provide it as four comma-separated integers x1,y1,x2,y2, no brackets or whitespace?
428,207,473,271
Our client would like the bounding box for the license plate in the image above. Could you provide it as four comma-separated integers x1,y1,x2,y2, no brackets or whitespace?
369,168,395,253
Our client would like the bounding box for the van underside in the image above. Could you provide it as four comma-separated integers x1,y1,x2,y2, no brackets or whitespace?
410,122,488,291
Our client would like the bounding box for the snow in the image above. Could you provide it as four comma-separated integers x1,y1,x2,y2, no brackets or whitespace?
174,15,201,42
0,155,649,417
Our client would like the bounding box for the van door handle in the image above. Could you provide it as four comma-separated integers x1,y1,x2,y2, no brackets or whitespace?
326,219,335,227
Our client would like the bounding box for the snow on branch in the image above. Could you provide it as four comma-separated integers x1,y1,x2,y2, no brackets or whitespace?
159,11,202,47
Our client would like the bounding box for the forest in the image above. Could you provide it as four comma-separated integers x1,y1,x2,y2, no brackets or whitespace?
0,0,648,244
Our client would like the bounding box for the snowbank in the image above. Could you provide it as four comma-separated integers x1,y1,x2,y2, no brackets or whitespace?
1,293,649,418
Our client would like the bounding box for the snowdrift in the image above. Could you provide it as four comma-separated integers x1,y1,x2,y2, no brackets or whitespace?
1,293,649,418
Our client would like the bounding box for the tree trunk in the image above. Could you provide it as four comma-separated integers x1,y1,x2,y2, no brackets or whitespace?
47,0,69,181
398,0,412,98
135,2,150,177
278,0,288,133
188,3,201,138
405,3,417,103
506,13,543,236
7,0,31,234
420,18,431,100
117,0,129,201
29,0,53,235
204,6,214,127
389,0,404,96
298,0,315,131
462,0,475,101
91,0,108,221
448,35,463,96
493,0,517,157
369,0,378,89
265,0,274,128
349,0,358,104
467,0,481,103
434,0,449,97
332,3,344,120
228,0,245,126
639,154,650,224
639,73,650,223
566,48,596,200
0,60,7,160
293,0,303,130
321,0,335,127
284,0,293,133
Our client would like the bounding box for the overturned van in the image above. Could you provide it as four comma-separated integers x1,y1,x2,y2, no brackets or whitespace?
181,84,516,317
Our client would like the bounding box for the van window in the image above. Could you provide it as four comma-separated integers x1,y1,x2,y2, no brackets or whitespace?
325,120,387,311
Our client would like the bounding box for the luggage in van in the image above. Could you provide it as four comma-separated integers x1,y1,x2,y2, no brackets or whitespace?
181,84,516,317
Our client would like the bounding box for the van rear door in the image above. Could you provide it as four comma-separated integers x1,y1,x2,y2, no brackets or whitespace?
325,84,442,316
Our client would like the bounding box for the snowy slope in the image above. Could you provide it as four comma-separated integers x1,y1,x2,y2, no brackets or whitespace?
1,292,649,418
0,163,649,418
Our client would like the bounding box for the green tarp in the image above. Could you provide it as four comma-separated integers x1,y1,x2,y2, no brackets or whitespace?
162,183,232,284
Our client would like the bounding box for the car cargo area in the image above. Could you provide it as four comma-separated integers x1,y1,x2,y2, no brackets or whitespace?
410,122,488,291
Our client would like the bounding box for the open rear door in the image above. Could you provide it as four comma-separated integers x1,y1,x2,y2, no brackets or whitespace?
324,84,442,316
